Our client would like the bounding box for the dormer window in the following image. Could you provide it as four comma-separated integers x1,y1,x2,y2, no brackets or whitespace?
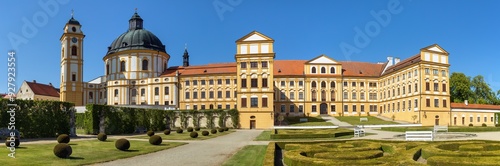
122,42,128,47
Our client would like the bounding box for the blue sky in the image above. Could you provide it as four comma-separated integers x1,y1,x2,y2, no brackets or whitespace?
1,0,500,93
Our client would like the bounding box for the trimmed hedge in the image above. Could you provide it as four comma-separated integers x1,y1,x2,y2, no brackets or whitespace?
115,138,130,151
5,137,20,147
262,143,276,166
190,132,198,138
427,156,500,166
57,134,70,143
195,127,201,131
270,131,353,139
97,133,107,141
147,131,155,137
218,128,225,133
53,143,72,158
164,129,171,135
149,135,162,145
202,131,209,136
211,129,217,134
176,128,183,134
187,127,194,132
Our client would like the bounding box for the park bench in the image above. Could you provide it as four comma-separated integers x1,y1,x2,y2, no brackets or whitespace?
360,117,368,122
354,127,365,137
433,125,448,133
405,131,433,141
299,118,308,122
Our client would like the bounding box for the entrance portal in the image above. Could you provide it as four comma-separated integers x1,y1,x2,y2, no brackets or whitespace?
320,103,327,114
250,120,256,129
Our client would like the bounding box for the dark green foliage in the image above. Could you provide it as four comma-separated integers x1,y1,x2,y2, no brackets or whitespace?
75,113,85,129
176,128,183,134
469,123,474,127
0,99,73,138
228,109,240,128
223,127,229,131
187,127,194,132
190,132,198,138
211,129,217,134
5,137,20,147
115,138,130,151
53,143,72,158
195,127,201,131
97,133,107,141
218,128,225,132
57,134,70,143
164,129,171,135
147,131,155,137
202,131,209,136
482,123,487,127
149,135,162,145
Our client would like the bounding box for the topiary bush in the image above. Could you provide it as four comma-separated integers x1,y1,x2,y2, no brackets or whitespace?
147,131,155,137
115,138,130,151
496,124,500,127
482,123,487,127
190,132,198,138
211,129,217,134
164,129,171,135
176,128,183,134
53,143,72,158
223,127,229,131
5,137,20,147
187,127,194,132
149,135,162,145
469,123,474,127
97,133,107,141
202,131,209,136
57,134,70,143
218,128,225,133
195,127,201,131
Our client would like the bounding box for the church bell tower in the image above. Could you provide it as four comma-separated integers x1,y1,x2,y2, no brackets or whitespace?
60,12,85,106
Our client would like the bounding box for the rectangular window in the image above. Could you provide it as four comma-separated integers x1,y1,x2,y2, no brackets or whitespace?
441,70,446,76
185,92,190,99
434,99,439,107
352,82,356,87
280,81,285,87
154,87,159,96
250,62,258,68
72,74,76,81
241,79,247,88
433,69,438,75
261,61,268,68
241,62,247,68
360,92,365,100
281,105,286,113
209,79,214,85
434,83,438,91
193,92,198,99
426,99,430,107
200,80,205,85
426,82,430,91
226,79,230,85
201,92,206,99
262,78,268,87
425,68,430,75
217,79,222,85
217,91,222,98
298,81,303,87
344,81,348,87
443,100,447,107
344,105,348,112
225,104,230,109
442,84,447,92
361,105,365,112
299,105,303,112
280,92,286,100
217,105,222,109
312,105,317,112
185,80,190,86
241,98,247,107
299,92,304,100
290,92,295,100
141,88,145,96
352,92,357,100
415,99,418,108
193,105,198,110
209,91,214,99
251,78,258,87
343,92,348,100
478,117,481,122
470,117,473,122
290,105,295,112
251,98,258,107
164,87,169,95
193,80,198,85
331,105,336,112
225,91,230,98
262,97,268,107
289,81,294,87
408,100,411,110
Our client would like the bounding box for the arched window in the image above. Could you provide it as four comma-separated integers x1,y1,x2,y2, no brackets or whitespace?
321,81,326,88
71,46,77,56
330,67,335,74
311,67,316,73
321,67,326,74
106,64,110,75
131,89,137,96
89,92,93,99
114,89,119,97
120,61,126,72
311,81,317,88
330,82,335,88
142,59,149,70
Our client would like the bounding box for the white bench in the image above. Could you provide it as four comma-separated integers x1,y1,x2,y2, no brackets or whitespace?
360,117,368,122
405,131,433,141
433,125,448,133
299,118,308,122
354,127,365,137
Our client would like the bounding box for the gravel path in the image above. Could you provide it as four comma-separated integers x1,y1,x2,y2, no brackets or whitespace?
92,130,265,166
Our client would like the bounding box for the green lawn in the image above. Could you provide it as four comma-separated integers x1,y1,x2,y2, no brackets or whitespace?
335,116,399,125
222,145,267,166
1,139,185,166
283,116,335,126
254,131,272,141
379,126,500,132
132,130,234,140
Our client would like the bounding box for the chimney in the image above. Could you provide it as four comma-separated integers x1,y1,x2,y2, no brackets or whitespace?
387,56,394,67
33,80,36,83
465,100,468,106
394,58,400,64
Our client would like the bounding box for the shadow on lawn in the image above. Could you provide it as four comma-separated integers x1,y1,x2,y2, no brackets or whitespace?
67,156,85,160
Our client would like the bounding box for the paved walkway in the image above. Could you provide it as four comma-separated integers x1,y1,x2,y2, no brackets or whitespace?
92,130,265,166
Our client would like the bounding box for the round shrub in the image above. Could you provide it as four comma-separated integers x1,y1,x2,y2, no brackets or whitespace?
187,127,194,132
149,135,162,145
97,133,107,141
482,123,487,127
115,138,130,151
218,128,225,133
164,129,171,135
190,132,198,138
211,129,217,134
176,128,183,134
195,127,201,131
223,127,229,131
57,134,70,143
5,137,20,147
53,143,72,158
469,123,474,127
147,131,155,137
202,131,209,136
496,124,500,127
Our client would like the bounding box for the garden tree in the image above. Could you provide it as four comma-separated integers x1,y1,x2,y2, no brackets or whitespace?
450,72,473,103
470,75,497,104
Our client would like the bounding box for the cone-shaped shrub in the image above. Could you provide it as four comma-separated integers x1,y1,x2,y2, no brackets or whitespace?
147,131,155,137
164,129,171,135
190,132,198,138
53,143,72,158
115,138,130,151
149,135,162,145
97,133,107,141
57,134,70,143
202,131,209,136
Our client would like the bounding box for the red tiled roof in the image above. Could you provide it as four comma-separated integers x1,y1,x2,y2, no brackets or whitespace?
382,54,421,76
341,61,385,77
451,103,500,110
160,63,237,77
274,60,306,76
26,81,60,97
